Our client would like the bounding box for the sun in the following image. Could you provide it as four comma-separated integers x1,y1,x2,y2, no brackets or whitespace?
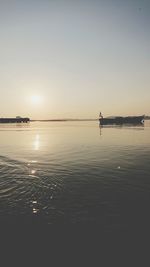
30,95,43,105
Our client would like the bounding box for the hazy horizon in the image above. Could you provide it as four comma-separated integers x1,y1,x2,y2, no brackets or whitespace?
0,0,150,119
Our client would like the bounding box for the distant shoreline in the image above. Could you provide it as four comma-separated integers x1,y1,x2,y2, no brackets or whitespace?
30,119,99,122
31,117,150,122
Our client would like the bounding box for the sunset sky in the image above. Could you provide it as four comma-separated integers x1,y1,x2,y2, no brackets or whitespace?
0,0,149,119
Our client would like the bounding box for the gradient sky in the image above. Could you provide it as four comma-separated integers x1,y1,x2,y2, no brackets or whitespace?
0,0,149,119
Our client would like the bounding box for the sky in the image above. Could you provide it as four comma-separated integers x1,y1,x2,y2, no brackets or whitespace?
0,0,149,119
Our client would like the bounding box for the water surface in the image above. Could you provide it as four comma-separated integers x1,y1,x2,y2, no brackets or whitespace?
0,120,150,231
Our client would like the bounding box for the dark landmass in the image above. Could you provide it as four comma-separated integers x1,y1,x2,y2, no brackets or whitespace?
0,117,30,123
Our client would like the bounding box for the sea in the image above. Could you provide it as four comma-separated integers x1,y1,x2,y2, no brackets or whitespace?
0,120,150,233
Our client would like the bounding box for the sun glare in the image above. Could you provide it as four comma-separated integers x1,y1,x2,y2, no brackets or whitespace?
30,95,43,105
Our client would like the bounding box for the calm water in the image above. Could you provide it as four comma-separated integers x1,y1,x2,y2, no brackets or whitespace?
0,120,150,231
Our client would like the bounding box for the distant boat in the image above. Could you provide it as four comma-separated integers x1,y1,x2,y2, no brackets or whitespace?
0,117,30,123
99,112,144,125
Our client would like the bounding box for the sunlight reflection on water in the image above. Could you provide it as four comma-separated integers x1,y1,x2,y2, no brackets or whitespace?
33,134,40,150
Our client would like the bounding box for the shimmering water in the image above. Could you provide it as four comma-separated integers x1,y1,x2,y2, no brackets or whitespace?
0,121,150,231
